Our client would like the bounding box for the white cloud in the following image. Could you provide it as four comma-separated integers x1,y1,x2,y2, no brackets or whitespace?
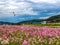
0,0,38,18
0,0,60,18
47,12,60,16
30,0,59,4
39,16,50,19
19,18,25,20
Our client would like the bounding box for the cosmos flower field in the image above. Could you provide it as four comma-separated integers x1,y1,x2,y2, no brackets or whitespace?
0,25,60,45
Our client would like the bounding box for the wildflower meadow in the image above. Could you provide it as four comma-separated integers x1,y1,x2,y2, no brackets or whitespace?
0,25,60,45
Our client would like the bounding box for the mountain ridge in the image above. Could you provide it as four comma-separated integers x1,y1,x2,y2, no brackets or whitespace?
0,14,60,25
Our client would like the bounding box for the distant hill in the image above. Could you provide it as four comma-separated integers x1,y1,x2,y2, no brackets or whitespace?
0,15,60,25
17,15,60,24
0,21,16,25
47,15,60,23
16,19,46,25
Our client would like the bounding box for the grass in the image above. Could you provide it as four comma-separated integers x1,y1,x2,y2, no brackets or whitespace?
23,24,60,28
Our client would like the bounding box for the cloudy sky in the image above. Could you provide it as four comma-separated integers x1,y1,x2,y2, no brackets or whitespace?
0,0,60,22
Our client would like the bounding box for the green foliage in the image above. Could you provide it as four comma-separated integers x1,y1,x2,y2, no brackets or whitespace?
8,42,22,45
47,15,60,23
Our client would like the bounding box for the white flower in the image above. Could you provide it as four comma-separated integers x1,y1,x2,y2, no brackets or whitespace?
1,39,9,44
0,38,2,41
